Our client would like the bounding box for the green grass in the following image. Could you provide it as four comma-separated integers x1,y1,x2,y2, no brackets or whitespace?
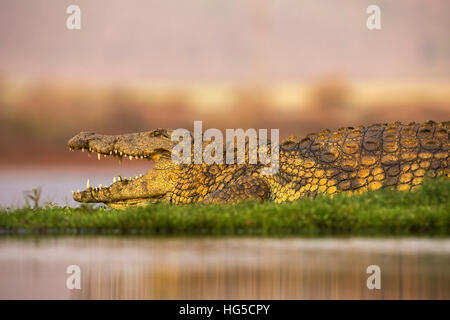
1,178,449,236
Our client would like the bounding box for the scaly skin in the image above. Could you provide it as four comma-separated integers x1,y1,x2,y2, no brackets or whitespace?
68,121,449,208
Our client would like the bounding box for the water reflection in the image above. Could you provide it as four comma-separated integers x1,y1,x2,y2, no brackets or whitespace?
0,237,449,299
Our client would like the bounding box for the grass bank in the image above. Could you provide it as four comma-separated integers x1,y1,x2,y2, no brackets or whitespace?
1,178,449,236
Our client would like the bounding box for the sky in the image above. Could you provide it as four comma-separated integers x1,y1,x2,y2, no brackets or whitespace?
0,0,449,83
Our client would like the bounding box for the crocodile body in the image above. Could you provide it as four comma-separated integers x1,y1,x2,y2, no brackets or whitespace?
68,121,449,208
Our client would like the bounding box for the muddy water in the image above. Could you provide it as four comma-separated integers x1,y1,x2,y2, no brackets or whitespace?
0,237,449,299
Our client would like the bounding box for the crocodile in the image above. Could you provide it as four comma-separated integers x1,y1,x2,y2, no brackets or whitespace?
68,121,449,209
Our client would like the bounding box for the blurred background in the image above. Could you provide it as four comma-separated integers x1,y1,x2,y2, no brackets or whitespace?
0,0,449,206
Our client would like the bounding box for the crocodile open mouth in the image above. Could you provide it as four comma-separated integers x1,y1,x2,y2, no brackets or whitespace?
67,130,175,207
69,147,162,206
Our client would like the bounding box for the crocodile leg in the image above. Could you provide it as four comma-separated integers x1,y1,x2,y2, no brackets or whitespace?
200,175,269,205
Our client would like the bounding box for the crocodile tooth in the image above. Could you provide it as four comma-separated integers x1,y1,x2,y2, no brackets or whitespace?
71,190,75,194
86,179,90,189
77,189,80,193
140,156,143,159
134,175,138,179
110,151,113,155
113,177,116,183
97,153,101,160
81,148,85,152
120,152,123,156
129,155,133,160
139,174,142,177
99,184,102,189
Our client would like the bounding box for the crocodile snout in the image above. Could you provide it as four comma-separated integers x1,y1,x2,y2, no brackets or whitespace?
68,132,96,150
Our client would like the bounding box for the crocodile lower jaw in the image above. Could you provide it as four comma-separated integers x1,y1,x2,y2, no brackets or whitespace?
105,198,162,209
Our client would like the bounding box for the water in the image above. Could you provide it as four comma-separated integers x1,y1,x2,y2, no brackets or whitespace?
0,237,449,299
0,167,143,208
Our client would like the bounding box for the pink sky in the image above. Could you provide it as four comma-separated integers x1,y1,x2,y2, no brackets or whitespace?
0,0,449,83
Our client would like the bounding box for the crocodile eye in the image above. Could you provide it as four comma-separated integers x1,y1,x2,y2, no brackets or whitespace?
150,129,170,138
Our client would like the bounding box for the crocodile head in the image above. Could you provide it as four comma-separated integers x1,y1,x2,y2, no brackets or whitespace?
68,129,180,209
